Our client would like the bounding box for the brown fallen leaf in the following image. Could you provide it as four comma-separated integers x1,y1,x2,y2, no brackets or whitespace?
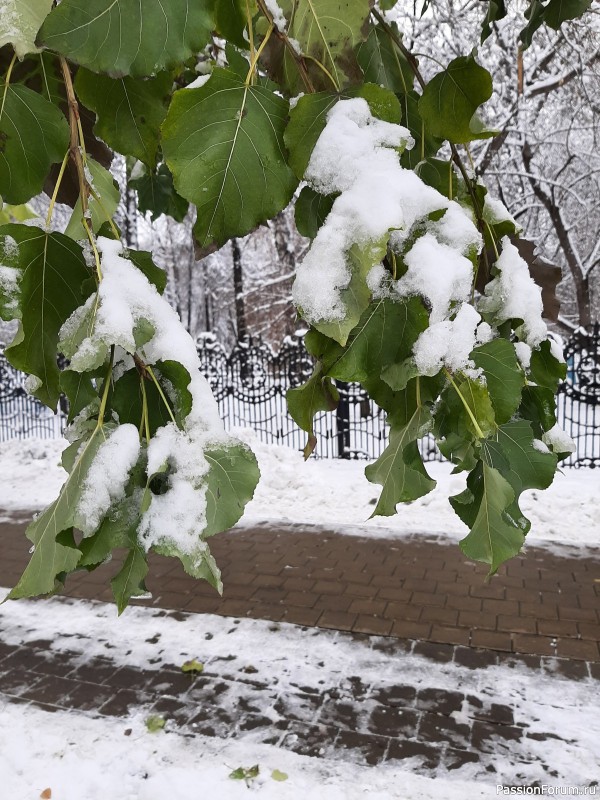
40,789,52,799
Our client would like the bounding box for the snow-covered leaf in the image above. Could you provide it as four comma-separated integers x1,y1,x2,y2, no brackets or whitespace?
7,425,112,599
0,0,52,58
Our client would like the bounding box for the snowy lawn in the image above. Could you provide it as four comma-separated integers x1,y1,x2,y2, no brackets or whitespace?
1,595,598,798
1,431,598,549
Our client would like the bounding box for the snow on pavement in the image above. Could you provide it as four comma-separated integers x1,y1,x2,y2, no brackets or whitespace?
0,703,489,800
1,432,598,550
0,594,598,796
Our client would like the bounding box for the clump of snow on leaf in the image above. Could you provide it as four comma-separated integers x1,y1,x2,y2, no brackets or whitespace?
413,304,491,376
138,423,212,556
75,424,141,536
293,97,482,358
480,237,547,347
542,424,576,455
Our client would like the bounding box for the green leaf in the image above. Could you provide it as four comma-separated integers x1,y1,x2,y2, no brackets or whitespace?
7,425,111,599
451,460,527,575
418,55,496,144
0,224,92,408
520,0,592,47
519,385,556,438
65,158,120,240
0,0,53,57
471,338,525,424
229,765,260,781
162,68,298,250
312,296,428,383
271,770,288,782
399,91,442,170
313,236,389,346
75,69,172,167
181,658,204,674
215,0,255,49
529,339,566,390
111,361,192,436
356,22,414,95
366,401,435,516
294,186,335,239
130,164,189,223
38,0,214,78
481,0,507,41
203,443,260,537
60,369,97,423
0,85,69,205
0,203,37,225
483,420,557,496
127,249,168,295
111,546,149,614
78,496,141,567
433,378,495,470
415,158,465,201
145,715,166,732
287,365,339,455
280,0,369,91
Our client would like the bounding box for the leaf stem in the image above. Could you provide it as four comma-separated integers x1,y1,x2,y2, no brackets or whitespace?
0,52,17,122
303,54,339,91
147,366,178,426
444,368,485,439
97,346,115,426
59,57,90,220
245,22,274,86
255,0,315,92
139,372,151,443
88,183,121,240
45,151,70,230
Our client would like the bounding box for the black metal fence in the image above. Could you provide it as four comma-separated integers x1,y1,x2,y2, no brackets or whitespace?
1,324,599,467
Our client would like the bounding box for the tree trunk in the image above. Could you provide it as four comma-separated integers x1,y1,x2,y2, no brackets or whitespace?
231,238,247,340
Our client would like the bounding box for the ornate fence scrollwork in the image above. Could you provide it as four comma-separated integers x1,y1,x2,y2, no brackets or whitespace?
0,345,66,441
558,322,600,468
1,328,599,466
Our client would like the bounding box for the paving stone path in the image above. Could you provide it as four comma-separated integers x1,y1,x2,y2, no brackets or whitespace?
2,516,599,662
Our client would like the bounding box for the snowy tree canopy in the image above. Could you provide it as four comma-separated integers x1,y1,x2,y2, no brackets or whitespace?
0,0,592,609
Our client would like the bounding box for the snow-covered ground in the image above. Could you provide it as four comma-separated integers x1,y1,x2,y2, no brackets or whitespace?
1,595,598,798
1,703,489,800
1,432,598,550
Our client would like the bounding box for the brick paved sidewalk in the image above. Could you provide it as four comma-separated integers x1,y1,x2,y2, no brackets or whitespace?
2,515,600,662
